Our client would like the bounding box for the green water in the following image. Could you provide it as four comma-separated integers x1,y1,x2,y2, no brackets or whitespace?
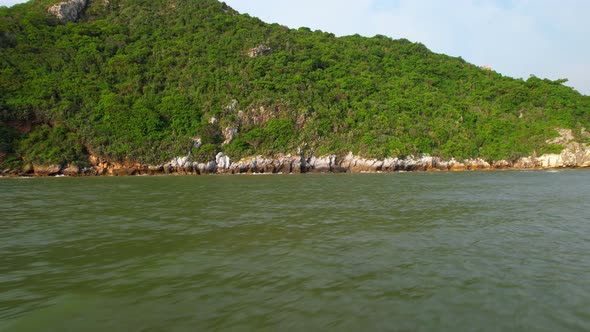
1,171,590,331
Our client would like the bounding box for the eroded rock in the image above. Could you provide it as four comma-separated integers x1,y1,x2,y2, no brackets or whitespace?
62,165,80,176
48,0,87,23
248,44,271,57
33,164,62,176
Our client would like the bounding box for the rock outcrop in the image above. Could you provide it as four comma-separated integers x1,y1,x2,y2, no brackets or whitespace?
216,152,231,170
247,44,271,58
62,164,80,176
33,164,62,176
222,127,237,145
543,128,590,167
47,0,87,23
9,128,590,177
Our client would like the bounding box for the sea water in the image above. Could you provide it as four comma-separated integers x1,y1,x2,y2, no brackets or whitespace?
1,171,589,331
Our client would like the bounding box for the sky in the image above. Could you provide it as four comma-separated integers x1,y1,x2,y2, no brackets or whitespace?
2,0,589,95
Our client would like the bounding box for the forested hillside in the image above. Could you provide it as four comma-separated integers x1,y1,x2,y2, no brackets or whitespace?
1,0,589,172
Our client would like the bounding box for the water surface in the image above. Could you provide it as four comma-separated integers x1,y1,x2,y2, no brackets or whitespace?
1,171,590,331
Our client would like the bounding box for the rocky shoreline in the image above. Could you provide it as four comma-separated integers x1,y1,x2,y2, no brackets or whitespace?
3,150,589,177
3,129,589,177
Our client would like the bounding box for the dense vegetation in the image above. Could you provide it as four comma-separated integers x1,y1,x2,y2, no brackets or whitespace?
1,0,589,170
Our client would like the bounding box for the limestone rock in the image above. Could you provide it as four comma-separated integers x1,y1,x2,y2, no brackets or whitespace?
537,154,562,168
169,156,189,168
464,158,491,170
48,0,87,23
512,157,537,169
307,155,333,173
536,127,590,168
448,159,467,171
222,127,237,145
62,165,80,176
33,164,62,176
197,161,217,174
381,158,399,172
216,152,231,170
225,99,239,113
492,160,511,169
23,127,590,177
248,45,271,57
340,153,393,172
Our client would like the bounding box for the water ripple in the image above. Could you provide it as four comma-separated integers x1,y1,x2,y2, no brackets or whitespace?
1,171,590,331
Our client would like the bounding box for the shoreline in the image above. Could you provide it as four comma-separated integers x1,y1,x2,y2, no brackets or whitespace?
3,128,589,177
0,166,586,178
2,153,588,177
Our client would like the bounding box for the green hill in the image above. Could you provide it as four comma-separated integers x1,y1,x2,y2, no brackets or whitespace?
1,0,589,172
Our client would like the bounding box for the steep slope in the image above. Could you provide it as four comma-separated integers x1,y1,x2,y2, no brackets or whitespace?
1,0,589,174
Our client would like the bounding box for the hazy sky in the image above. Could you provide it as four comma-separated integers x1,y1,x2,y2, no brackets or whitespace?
223,0,590,95
2,0,588,95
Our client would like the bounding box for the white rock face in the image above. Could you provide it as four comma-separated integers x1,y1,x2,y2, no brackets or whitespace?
169,156,189,167
215,152,231,169
222,127,237,145
537,154,562,168
307,155,333,171
248,45,271,57
144,128,590,175
537,127,590,168
195,161,217,174
47,0,87,23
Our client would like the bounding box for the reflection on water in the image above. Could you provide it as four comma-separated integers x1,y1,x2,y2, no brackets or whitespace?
1,171,590,331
